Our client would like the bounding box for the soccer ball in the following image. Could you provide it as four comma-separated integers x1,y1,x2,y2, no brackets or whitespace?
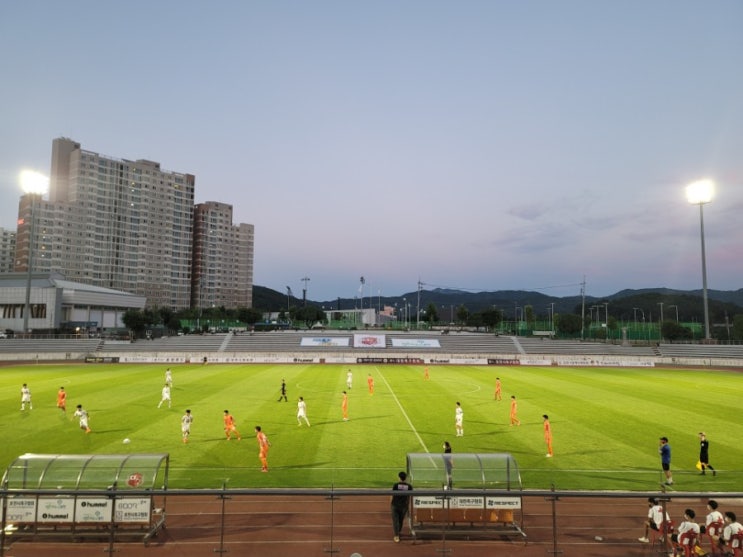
123,438,131,444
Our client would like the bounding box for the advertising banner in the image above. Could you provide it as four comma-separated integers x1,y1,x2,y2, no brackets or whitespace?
37,497,74,523
3,496,37,523
353,334,386,348
75,497,113,522
300,337,350,347
114,497,151,523
391,338,441,348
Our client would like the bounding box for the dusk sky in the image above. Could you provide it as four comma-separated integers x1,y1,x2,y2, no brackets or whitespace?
2,1,742,302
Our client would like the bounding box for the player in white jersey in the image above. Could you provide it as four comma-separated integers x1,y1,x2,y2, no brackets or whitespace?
455,402,464,437
297,396,311,427
181,409,193,443
158,384,172,408
21,383,32,410
73,404,91,433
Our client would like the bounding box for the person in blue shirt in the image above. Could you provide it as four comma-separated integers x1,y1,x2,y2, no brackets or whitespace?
659,437,673,485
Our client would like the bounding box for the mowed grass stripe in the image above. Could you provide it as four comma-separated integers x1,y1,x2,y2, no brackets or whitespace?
0,363,740,490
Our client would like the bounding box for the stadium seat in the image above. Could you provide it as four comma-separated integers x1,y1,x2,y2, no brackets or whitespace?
706,520,723,555
652,520,674,549
672,531,699,557
732,530,743,557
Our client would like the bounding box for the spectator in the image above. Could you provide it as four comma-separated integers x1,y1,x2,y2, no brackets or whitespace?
390,471,412,543
639,497,671,543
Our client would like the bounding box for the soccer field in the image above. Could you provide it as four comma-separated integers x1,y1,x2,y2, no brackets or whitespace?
1,362,741,491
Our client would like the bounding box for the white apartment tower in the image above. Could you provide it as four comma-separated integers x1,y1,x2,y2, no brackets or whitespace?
0,228,16,273
16,138,196,309
192,202,254,310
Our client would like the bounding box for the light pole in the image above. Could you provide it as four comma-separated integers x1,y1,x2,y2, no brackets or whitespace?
686,180,714,340
19,170,49,334
668,304,679,322
604,302,609,342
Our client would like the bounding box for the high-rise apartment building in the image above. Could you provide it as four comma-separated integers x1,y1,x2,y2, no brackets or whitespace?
0,228,16,273
15,137,254,310
192,202,254,310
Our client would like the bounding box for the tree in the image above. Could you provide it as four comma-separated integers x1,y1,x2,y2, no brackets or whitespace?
237,307,264,325
733,314,743,341
524,305,535,328
456,305,469,325
122,309,148,337
425,303,439,324
481,308,503,331
555,313,582,335
292,305,326,328
468,312,484,329
661,320,693,342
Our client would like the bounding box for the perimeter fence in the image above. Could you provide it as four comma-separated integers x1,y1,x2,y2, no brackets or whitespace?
3,487,743,557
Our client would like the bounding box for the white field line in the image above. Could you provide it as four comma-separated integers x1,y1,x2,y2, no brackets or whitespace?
376,367,438,468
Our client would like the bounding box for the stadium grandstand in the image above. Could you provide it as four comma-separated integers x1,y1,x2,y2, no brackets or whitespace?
0,331,741,367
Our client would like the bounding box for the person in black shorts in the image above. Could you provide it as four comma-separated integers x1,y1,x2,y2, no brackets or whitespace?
699,432,716,476
390,471,412,543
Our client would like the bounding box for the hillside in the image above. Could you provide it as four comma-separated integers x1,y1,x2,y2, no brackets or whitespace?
253,285,743,321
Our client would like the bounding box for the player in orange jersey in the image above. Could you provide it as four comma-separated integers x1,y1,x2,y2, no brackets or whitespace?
424,367,430,380
543,414,553,457
510,395,521,426
494,377,502,401
57,386,67,414
223,410,241,440
367,374,374,395
341,391,349,421
255,425,271,472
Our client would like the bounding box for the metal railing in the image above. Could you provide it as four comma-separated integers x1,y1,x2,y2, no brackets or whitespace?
3,487,742,557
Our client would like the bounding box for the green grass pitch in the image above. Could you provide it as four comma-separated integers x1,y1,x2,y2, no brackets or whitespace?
1,363,740,491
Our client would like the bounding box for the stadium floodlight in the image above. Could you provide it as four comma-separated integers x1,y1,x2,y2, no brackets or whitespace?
19,170,49,334
685,179,714,340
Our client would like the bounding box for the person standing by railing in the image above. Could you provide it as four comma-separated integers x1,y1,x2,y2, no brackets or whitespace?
390,471,412,543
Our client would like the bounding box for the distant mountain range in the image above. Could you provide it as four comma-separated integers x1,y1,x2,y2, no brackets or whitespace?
254,285,743,321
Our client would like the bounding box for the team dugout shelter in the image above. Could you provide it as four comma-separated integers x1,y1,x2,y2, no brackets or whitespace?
406,452,525,539
1,453,169,546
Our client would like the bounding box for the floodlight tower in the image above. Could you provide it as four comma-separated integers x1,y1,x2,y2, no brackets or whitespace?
301,276,310,307
19,170,49,334
685,180,714,340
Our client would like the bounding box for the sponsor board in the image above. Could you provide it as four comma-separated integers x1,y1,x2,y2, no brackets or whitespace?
357,357,424,364
37,497,74,523
114,497,151,523
3,496,37,523
76,497,113,522
413,496,520,510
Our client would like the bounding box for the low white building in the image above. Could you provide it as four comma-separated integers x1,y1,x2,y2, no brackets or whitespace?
0,272,146,333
